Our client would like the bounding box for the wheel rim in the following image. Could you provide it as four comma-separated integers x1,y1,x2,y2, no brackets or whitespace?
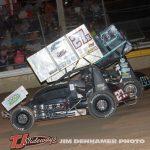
124,84,137,97
96,99,108,111
17,113,28,125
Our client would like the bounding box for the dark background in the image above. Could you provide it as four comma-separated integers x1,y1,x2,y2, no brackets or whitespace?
105,0,150,22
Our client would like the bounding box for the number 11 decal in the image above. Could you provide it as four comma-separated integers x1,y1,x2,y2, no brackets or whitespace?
69,29,92,49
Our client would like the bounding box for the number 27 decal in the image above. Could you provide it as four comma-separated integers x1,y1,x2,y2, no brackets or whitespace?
114,89,128,101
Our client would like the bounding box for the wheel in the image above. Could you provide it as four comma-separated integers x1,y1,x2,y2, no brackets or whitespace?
88,91,117,118
10,106,35,131
123,79,143,99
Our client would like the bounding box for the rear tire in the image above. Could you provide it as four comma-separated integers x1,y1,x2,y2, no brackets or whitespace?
88,91,117,118
10,106,35,131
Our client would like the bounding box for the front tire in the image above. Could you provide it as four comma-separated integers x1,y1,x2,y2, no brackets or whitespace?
10,106,35,131
123,79,143,99
88,91,117,118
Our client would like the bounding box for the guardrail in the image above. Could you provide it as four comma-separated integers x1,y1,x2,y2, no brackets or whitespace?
0,67,32,79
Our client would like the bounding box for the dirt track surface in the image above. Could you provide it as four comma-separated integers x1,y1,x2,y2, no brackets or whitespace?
0,68,150,150
0,89,149,150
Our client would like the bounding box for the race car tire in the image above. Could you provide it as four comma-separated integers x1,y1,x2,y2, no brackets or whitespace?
88,91,117,118
10,106,35,131
123,79,143,98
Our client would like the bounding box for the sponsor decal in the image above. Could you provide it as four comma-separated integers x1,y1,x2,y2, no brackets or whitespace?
140,75,150,88
57,49,66,57
8,94,21,106
10,133,57,149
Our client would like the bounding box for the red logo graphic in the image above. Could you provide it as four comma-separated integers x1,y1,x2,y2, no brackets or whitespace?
10,133,57,149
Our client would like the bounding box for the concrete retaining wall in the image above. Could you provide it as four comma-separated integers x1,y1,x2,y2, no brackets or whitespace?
0,73,42,94
128,56,150,70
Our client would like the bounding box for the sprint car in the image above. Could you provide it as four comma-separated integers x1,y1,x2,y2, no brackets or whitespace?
1,24,143,131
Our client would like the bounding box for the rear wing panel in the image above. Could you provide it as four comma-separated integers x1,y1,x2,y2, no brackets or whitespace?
27,24,103,83
27,24,132,83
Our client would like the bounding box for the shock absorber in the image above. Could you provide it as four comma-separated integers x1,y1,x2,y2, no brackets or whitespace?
33,105,39,120
39,104,47,119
